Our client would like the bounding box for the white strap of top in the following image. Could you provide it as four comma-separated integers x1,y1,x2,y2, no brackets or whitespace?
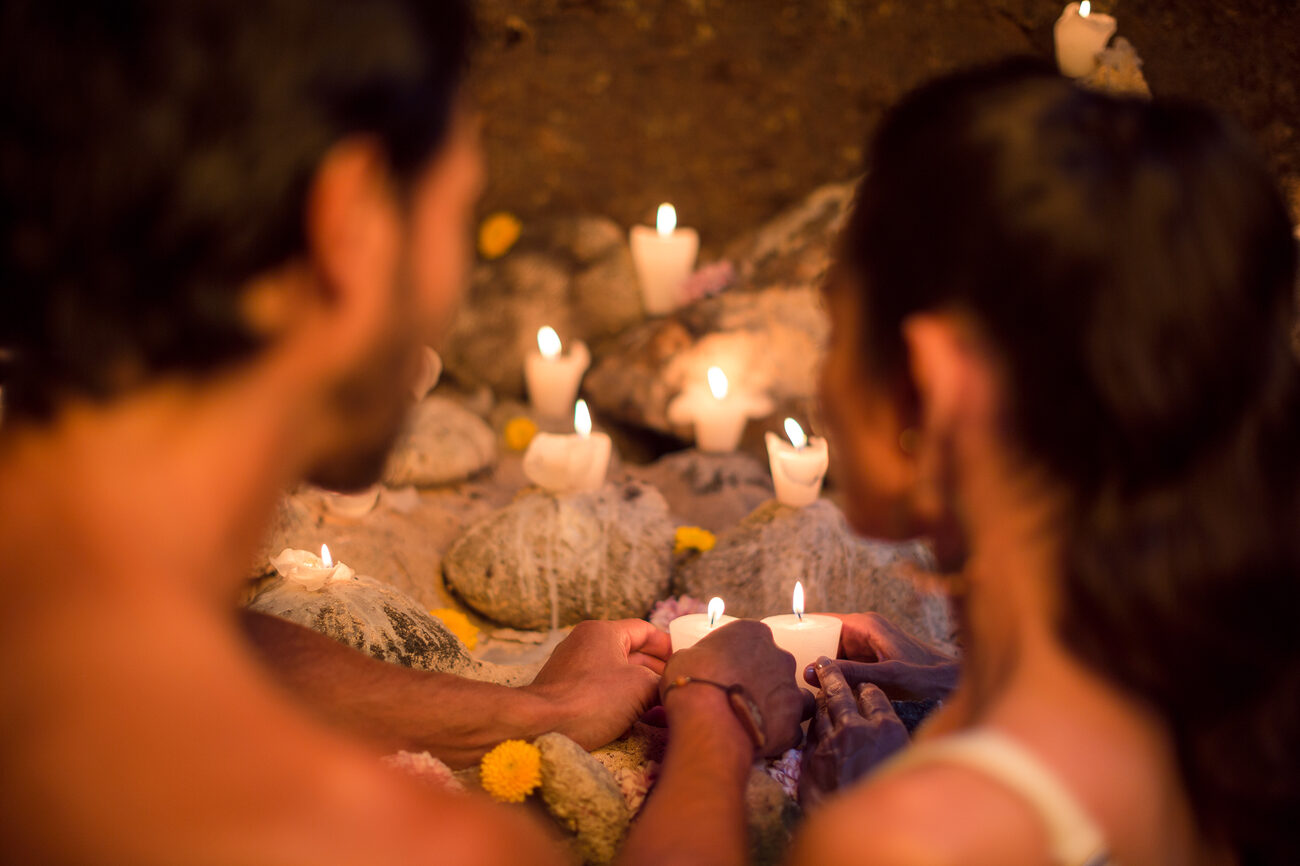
872,729,1113,866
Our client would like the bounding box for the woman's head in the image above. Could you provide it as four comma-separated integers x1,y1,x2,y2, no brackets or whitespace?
824,59,1299,861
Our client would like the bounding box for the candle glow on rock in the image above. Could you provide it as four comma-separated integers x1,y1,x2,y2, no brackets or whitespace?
656,203,677,237
1079,0,1090,15
574,399,592,437
708,596,725,628
537,326,562,359
784,417,808,450
707,366,728,400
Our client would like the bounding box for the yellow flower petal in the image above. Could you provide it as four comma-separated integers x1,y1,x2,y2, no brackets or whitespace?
478,212,522,260
673,525,716,554
428,607,479,651
480,739,542,803
503,416,539,452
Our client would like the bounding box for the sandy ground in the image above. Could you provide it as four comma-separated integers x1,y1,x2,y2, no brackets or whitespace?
467,0,1300,251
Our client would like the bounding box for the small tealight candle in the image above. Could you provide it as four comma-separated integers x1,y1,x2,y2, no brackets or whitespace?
522,399,612,494
1054,1,1117,78
524,326,591,419
669,597,738,652
269,544,355,592
765,418,829,508
629,203,700,315
761,582,842,693
666,366,773,453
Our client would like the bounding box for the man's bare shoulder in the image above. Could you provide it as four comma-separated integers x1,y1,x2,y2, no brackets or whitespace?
788,761,1052,866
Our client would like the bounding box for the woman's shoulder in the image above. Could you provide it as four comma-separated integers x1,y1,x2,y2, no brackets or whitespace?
789,755,1055,866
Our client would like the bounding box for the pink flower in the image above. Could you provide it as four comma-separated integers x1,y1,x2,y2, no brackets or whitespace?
680,260,735,303
648,595,709,631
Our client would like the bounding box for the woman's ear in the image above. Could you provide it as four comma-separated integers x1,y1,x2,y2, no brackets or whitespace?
901,312,998,524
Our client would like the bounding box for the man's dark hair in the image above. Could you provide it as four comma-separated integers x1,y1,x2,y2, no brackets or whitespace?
842,59,1300,864
0,0,472,421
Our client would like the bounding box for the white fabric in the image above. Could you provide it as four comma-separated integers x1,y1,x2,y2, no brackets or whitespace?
873,729,1114,866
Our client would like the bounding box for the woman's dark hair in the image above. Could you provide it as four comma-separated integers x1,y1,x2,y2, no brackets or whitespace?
842,59,1300,863
0,0,473,420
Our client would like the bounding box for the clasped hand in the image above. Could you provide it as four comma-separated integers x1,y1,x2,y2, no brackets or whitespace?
799,612,960,808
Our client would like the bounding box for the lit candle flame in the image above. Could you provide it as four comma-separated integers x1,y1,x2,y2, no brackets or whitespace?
320,544,333,569
783,417,808,450
707,366,728,400
1079,0,1090,16
574,399,592,437
708,596,725,628
656,203,677,237
793,580,804,622
537,326,562,359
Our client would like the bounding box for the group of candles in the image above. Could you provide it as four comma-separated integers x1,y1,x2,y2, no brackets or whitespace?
523,199,829,506
669,582,841,693
524,336,828,506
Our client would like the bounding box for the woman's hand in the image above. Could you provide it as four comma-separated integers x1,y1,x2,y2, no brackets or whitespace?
804,612,960,702
662,620,809,758
799,657,911,810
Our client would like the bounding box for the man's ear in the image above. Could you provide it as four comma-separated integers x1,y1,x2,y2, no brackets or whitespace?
300,137,401,351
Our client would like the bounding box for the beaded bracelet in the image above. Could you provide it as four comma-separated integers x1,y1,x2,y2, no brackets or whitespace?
662,675,767,752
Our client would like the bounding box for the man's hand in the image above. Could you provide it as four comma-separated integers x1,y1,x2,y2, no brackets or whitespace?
661,620,807,758
804,612,959,702
525,619,671,751
799,657,910,811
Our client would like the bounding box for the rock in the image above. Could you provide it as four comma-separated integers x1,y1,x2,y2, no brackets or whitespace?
1079,37,1151,99
583,285,828,440
443,481,675,630
536,732,630,865
746,767,801,866
246,572,531,686
441,216,644,397
383,395,498,487
589,723,668,776
679,500,953,647
723,180,855,292
626,450,773,533
256,485,499,610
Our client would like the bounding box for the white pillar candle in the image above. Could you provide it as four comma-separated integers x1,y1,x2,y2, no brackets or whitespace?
669,597,738,652
630,203,700,315
269,544,355,592
666,366,773,453
761,582,842,692
524,326,591,419
765,418,829,507
522,399,612,494
1054,1,1117,78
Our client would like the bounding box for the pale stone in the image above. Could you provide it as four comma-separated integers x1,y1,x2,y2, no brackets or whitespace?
442,481,674,629
440,216,644,397
536,732,630,865
627,449,773,533
679,500,953,647
247,572,531,686
383,396,498,488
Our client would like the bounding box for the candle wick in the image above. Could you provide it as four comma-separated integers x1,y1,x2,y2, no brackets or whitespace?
796,609,803,623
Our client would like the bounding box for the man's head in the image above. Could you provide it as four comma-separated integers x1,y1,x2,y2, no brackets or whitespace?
0,0,480,488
